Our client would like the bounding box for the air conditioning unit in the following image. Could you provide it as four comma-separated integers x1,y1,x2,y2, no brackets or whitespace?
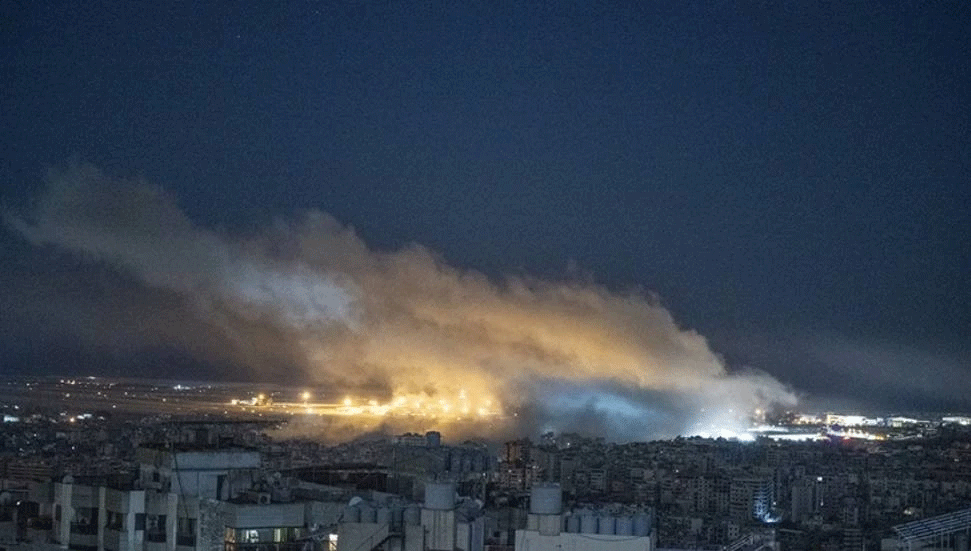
257,492,271,505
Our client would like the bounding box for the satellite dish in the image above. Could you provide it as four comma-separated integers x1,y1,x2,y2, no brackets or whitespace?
348,496,363,508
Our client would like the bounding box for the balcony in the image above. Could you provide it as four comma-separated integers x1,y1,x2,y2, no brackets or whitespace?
71,523,98,536
103,528,131,551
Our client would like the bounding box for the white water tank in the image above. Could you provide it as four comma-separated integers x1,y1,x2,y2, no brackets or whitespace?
580,514,598,534
376,507,392,524
633,513,651,536
343,506,360,523
424,482,456,510
615,516,633,536
404,505,421,525
359,505,376,523
597,516,615,535
529,484,562,515
566,513,581,533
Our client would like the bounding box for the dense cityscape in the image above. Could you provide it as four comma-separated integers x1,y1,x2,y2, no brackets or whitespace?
4,1,967,551
2,376,971,551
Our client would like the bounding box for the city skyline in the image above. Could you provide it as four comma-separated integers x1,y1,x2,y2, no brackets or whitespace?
2,2,969,433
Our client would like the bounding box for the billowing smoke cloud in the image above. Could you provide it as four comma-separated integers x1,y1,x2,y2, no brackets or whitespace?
6,164,796,441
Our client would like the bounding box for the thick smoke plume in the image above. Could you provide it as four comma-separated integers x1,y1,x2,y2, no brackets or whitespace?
7,164,796,441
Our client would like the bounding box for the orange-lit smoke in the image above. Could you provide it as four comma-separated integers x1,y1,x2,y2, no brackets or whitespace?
7,164,796,441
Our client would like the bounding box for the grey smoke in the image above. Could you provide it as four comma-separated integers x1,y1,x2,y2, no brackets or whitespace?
5,163,797,440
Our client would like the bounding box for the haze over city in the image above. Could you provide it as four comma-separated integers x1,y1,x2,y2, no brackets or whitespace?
2,2,969,442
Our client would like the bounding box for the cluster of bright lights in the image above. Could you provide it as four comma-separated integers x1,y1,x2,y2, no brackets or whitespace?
336,389,502,420
688,406,760,442
691,427,756,442
826,427,885,441
229,393,270,407
228,388,503,421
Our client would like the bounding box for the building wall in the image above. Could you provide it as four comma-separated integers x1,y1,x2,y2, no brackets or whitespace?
421,509,455,551
303,501,342,528
455,517,484,551
515,530,653,551
103,487,145,551
335,523,389,551
198,499,232,551
136,449,260,499
227,503,304,529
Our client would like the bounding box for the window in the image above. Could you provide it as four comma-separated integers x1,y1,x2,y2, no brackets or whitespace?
135,514,146,531
147,515,165,531
71,508,98,535
178,518,196,533
177,518,197,547
146,515,166,543
272,528,302,542
106,511,125,530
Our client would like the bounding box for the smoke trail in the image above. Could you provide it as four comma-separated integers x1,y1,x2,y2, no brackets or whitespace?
5,164,796,440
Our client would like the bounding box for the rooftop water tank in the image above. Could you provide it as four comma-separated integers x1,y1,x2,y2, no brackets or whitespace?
529,484,563,515
376,507,392,524
597,516,615,535
342,505,360,523
633,513,651,536
580,514,597,534
359,505,376,523
615,516,633,536
404,505,421,526
566,513,581,533
424,482,456,510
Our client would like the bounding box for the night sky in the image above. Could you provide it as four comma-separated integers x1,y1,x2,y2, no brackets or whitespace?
2,1,969,418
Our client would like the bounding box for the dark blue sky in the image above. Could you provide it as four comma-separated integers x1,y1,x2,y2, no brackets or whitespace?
2,1,969,411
